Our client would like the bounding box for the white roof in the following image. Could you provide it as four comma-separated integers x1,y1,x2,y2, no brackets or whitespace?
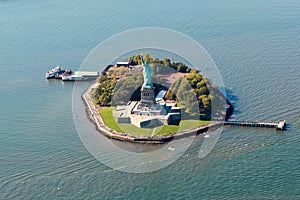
73,71,99,76
117,62,129,65
155,90,167,100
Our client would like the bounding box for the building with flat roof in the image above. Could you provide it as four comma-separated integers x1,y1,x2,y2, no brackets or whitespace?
116,61,129,67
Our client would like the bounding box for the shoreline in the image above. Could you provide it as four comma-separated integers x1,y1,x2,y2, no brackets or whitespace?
82,84,231,144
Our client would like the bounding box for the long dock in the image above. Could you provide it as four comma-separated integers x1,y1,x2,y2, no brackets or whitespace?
224,120,286,131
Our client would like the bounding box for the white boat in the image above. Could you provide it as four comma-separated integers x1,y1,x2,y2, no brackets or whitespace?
45,66,63,79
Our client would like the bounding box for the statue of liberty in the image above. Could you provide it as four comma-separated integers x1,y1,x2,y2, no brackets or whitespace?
141,55,153,89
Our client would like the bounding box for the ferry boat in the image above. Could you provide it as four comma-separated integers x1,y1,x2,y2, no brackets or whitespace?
55,69,72,79
46,66,98,81
45,66,63,79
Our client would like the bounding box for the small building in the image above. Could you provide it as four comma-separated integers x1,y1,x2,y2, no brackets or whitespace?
155,90,167,104
116,61,129,67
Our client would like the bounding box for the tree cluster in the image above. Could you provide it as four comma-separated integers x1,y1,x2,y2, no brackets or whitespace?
127,53,191,73
111,73,143,105
92,75,117,106
165,69,212,117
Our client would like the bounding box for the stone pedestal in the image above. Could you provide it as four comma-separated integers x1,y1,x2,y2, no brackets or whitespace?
140,87,155,106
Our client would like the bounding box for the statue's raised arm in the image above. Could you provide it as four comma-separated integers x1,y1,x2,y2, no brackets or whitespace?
141,55,145,65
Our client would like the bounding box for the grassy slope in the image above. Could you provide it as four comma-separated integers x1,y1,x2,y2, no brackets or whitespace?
99,107,124,133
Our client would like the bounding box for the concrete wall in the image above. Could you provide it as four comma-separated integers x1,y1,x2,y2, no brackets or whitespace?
140,119,163,128
118,117,131,124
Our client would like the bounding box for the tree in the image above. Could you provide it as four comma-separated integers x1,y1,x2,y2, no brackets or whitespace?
133,54,142,65
144,53,153,63
154,58,162,64
177,63,188,73
163,57,171,66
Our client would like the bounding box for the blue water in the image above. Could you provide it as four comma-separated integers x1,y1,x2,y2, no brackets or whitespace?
1,0,299,199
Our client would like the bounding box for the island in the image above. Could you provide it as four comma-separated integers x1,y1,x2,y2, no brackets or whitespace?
82,53,233,143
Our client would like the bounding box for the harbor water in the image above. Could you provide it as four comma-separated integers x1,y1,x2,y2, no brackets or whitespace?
0,0,299,199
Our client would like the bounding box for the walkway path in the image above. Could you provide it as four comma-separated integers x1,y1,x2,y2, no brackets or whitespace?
151,128,157,137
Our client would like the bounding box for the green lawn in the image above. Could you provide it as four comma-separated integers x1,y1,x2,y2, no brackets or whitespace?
99,107,210,137
178,120,210,131
155,125,179,136
118,123,153,136
99,107,124,133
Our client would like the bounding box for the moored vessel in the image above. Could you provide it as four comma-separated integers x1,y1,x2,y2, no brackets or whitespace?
45,66,63,79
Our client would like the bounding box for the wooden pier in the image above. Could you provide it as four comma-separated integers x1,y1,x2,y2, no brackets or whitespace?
224,120,286,131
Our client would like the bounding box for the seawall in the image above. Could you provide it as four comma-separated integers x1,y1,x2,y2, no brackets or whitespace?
82,87,225,144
